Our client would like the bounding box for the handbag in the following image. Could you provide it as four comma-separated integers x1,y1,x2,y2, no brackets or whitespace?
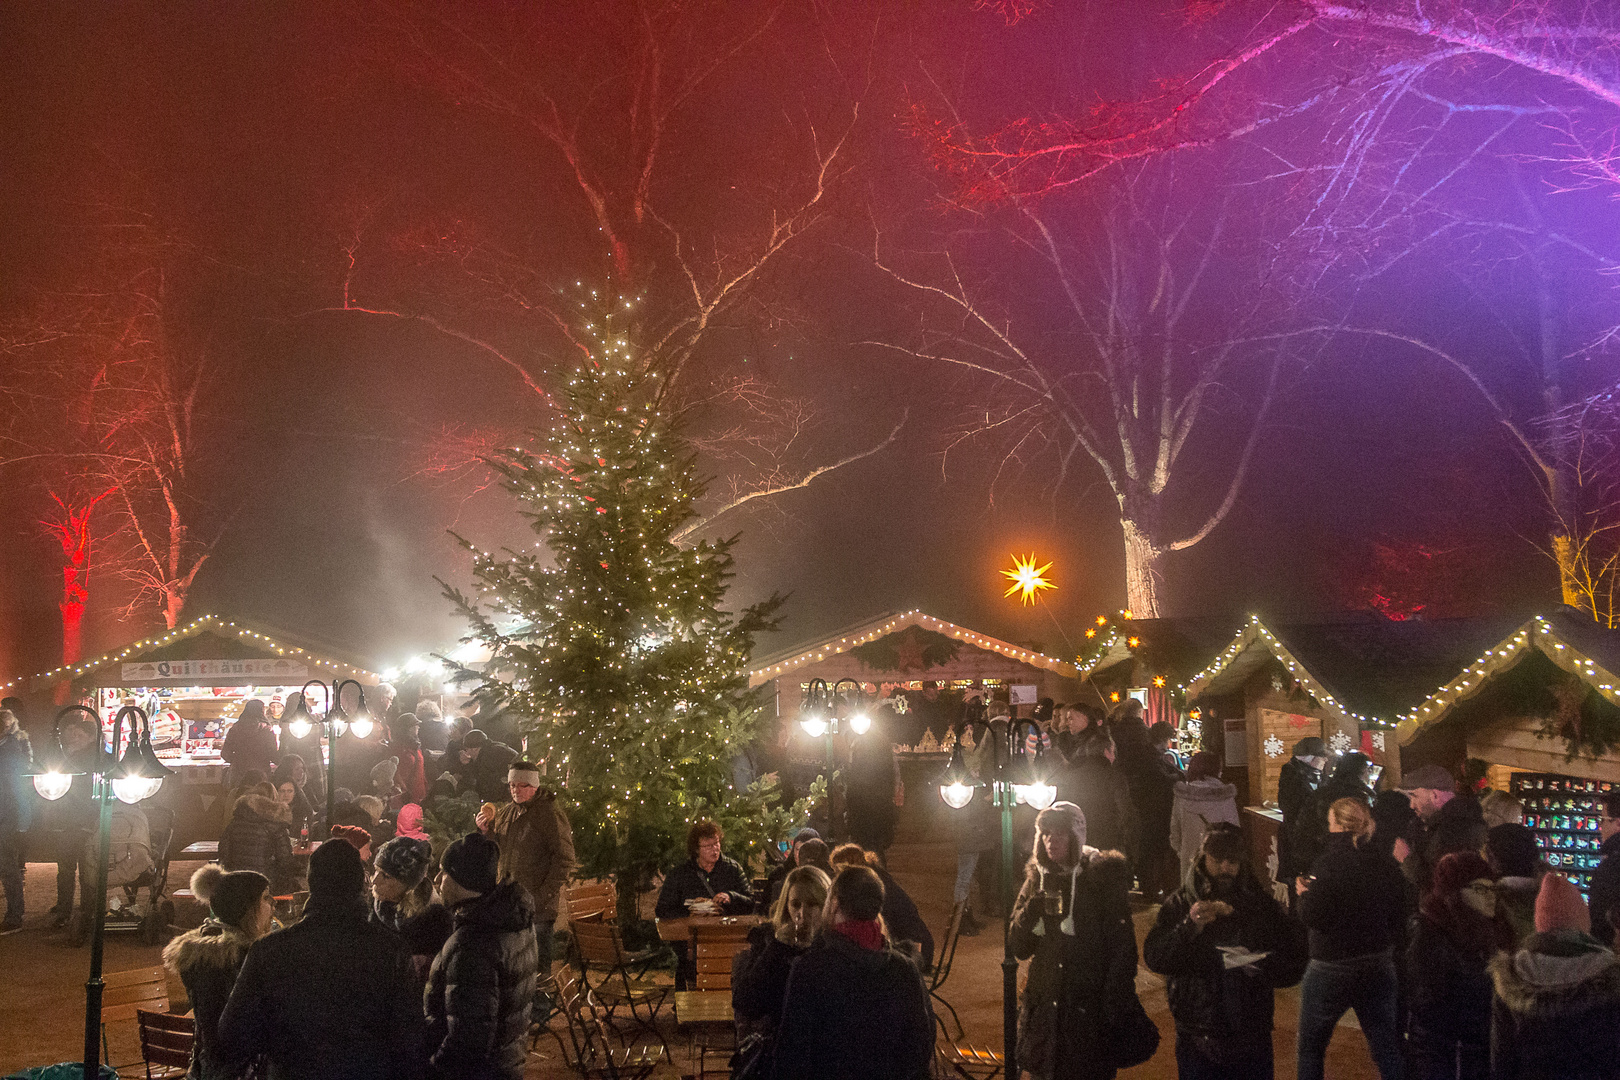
730,1032,771,1080
1107,988,1161,1069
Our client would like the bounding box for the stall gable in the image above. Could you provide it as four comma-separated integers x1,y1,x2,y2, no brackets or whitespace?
10,613,380,694
749,609,1077,688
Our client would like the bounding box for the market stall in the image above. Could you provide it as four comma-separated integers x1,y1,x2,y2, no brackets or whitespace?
11,614,381,850
1396,610,1620,897
748,609,1084,841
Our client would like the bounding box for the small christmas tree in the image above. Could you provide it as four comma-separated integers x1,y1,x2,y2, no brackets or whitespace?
443,303,804,916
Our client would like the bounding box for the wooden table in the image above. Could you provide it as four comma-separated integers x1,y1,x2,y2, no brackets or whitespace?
179,840,218,858
655,914,763,944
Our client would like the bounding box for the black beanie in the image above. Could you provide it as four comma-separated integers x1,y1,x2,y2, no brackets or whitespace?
442,832,500,894
191,864,269,928
309,835,366,900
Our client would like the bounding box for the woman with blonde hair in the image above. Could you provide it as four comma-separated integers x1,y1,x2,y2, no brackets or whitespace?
1294,795,1409,1080
732,864,830,1063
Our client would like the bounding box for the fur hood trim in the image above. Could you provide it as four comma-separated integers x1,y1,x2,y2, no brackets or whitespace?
1024,845,1130,889
1490,936,1620,1018
1174,778,1238,802
163,920,253,979
234,792,290,824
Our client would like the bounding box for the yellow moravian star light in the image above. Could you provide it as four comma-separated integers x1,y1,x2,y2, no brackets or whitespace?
1002,553,1055,606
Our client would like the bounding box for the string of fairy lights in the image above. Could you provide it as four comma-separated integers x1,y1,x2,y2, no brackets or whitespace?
0,613,379,694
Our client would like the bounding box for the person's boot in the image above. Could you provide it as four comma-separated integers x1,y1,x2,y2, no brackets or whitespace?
958,907,983,937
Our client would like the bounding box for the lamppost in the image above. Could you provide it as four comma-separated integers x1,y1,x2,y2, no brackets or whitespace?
285,679,372,838
30,703,171,1080
936,701,1056,1067
798,679,872,838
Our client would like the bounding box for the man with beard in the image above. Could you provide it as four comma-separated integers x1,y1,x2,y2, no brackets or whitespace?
1144,823,1307,1080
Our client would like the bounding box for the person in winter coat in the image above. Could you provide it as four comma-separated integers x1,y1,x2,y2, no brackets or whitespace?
388,714,429,809
1170,752,1241,882
952,706,1001,935
1277,737,1326,894
270,772,312,842
477,760,575,991
0,708,33,932
1011,801,1143,1080
771,865,934,1080
830,843,934,971
1489,872,1620,1080
1067,728,1138,869
218,784,299,894
275,693,326,809
655,818,754,987
762,827,821,910
1144,823,1307,1080
733,864,829,1050
1486,823,1544,947
1294,797,1409,1080
1396,764,1487,895
221,700,279,782
1136,721,1185,900
1404,851,1513,1080
1586,790,1620,949
425,833,539,1080
162,866,275,1080
845,708,902,860
219,839,426,1080
370,836,453,986
1293,752,1376,876
455,730,519,803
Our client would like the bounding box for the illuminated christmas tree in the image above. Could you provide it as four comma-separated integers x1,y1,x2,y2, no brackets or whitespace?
444,302,802,914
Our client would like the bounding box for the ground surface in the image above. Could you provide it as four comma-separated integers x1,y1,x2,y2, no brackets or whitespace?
0,842,1382,1078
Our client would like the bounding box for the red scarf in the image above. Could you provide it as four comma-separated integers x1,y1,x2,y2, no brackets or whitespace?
831,918,884,951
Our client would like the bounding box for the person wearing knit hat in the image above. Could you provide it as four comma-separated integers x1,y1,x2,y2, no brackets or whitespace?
1490,873,1620,1079
371,836,453,983
163,865,274,1079
426,832,539,1080
476,760,575,1003
1404,851,1509,1079
219,836,425,1079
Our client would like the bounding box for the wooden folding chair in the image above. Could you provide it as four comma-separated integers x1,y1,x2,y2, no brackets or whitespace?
100,966,170,1070
677,927,751,1079
136,1009,194,1079
565,879,618,924
570,920,671,1039
935,1010,1005,1080
550,974,663,1080
929,900,970,1037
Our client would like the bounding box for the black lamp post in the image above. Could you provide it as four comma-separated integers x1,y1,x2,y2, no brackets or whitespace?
936,702,1056,1067
30,703,171,1080
797,679,874,838
289,678,372,839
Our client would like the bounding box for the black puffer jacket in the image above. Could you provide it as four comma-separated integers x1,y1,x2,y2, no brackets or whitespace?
875,867,934,972
1490,929,1620,1080
771,930,934,1080
218,794,297,894
1405,910,1498,1048
1010,843,1140,1080
1144,862,1306,1047
1405,793,1487,894
424,880,539,1080
163,920,256,1080
1066,756,1137,863
218,897,426,1080
732,922,808,1035
1298,832,1408,962
1276,756,1321,879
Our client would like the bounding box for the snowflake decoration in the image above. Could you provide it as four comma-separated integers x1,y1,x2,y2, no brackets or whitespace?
1263,733,1285,758
1329,730,1353,755
1370,731,1386,752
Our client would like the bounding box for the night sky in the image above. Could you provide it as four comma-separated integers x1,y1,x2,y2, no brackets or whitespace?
1,1,1611,681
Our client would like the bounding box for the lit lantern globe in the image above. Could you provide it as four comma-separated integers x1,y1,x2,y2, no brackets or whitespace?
800,716,828,738
287,715,313,740
349,715,374,739
112,773,163,805
848,712,872,735
940,780,975,809
33,771,72,801
1014,780,1057,811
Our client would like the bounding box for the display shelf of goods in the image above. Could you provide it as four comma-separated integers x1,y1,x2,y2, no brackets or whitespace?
1511,772,1615,898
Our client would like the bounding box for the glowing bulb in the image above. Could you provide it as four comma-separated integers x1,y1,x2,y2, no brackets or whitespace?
940,781,975,809
1001,554,1055,606
1014,781,1057,810
113,774,161,805
849,712,871,735
349,716,374,740
800,716,828,738
33,771,71,801
287,716,313,740
330,717,348,737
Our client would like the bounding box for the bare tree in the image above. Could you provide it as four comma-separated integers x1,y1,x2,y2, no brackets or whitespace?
869,157,1291,616
1534,383,1620,626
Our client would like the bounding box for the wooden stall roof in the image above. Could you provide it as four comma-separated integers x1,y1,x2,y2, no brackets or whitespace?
748,609,1078,688
4,613,382,693
1182,612,1525,728
1394,609,1620,746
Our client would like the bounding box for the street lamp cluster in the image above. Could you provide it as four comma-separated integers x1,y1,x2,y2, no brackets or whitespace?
285,678,372,836
796,677,872,738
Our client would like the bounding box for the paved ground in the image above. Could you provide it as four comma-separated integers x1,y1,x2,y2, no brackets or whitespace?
0,843,1383,1078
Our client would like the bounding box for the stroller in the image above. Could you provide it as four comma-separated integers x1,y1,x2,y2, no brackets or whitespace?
76,802,177,946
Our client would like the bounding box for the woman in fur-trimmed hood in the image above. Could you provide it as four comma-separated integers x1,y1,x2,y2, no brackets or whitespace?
1489,872,1620,1080
1010,801,1143,1080
218,784,298,893
162,865,274,1079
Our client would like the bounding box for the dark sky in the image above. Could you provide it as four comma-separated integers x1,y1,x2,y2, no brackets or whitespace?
0,1,1609,681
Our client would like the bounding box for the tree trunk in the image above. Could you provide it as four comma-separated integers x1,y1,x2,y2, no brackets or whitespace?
1536,264,1581,610
1122,517,1166,619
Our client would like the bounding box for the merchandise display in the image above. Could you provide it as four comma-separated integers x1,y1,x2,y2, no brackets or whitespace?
1512,771,1612,897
